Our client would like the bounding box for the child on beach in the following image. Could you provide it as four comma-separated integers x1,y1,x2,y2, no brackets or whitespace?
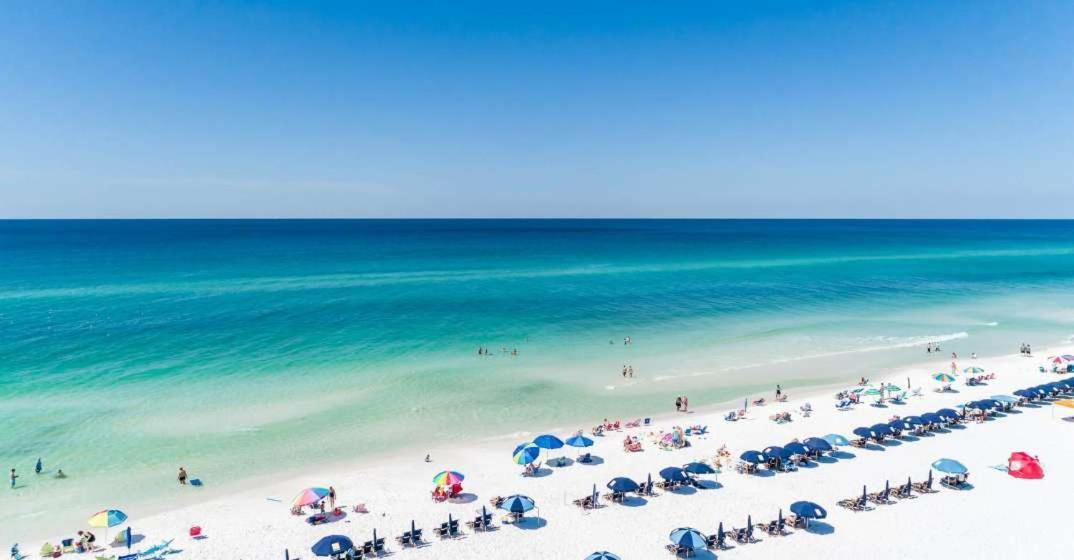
9,468,16,489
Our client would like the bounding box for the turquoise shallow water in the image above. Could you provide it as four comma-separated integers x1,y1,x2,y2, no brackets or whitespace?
3,219,1074,536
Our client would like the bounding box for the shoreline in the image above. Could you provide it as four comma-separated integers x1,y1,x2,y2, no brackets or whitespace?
14,340,1073,557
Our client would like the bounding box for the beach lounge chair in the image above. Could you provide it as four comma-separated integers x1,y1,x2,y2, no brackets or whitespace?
665,544,688,557
786,513,804,529
395,533,412,548
732,527,750,544
837,495,868,511
835,400,852,410
432,523,450,539
373,535,386,553
894,481,915,499
912,477,938,494
868,487,892,505
578,453,593,464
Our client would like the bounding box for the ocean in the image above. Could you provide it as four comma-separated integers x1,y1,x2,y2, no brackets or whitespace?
3,219,1074,536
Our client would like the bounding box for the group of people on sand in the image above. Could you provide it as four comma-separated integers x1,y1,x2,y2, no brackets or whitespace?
675,395,689,412
621,365,634,378
1020,343,1033,356
926,341,943,353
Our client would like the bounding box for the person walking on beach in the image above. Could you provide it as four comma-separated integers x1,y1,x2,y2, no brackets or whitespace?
776,384,782,399
622,365,628,378
675,396,682,412
328,486,336,509
9,468,17,489
177,467,187,485
35,458,42,475
628,366,633,378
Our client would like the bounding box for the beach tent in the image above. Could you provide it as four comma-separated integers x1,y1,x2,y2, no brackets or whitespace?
606,477,639,493
584,553,621,560
1008,452,1044,479
668,527,706,550
311,535,353,558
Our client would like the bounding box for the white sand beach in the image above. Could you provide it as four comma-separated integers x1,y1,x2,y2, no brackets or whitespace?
21,345,1074,560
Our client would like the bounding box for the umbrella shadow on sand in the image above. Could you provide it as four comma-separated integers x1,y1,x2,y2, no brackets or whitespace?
806,521,835,536
515,517,548,530
621,496,648,508
112,534,145,548
830,451,856,460
448,493,478,504
578,456,605,466
694,480,723,490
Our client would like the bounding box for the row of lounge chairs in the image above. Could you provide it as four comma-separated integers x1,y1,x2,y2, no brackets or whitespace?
838,475,938,512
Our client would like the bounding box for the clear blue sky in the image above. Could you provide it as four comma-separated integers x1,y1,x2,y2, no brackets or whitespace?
1,1,1071,218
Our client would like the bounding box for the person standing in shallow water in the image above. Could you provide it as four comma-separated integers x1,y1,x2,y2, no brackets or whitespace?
178,467,187,485
9,468,17,489
675,396,682,411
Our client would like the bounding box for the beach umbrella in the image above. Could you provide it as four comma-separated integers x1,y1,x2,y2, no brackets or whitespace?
683,462,716,475
584,553,621,560
498,495,535,514
606,477,639,493
932,458,968,475
88,509,127,543
739,450,765,464
870,423,893,436
762,446,788,462
902,415,924,426
533,434,564,451
292,487,329,508
822,434,849,447
933,373,957,383
789,501,827,520
431,470,464,487
803,437,832,453
659,467,688,482
920,412,943,425
565,434,594,448
881,383,902,392
936,408,958,419
668,527,706,550
862,388,882,396
852,427,874,439
311,535,353,557
784,442,809,456
963,366,986,374
512,443,540,465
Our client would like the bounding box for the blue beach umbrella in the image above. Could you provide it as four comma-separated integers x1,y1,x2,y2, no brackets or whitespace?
932,458,968,475
803,437,832,453
784,442,809,456
311,535,353,557
789,501,827,519
739,450,765,464
683,462,716,475
762,446,788,461
659,467,688,482
585,553,621,560
822,433,849,447
512,443,540,465
533,434,564,450
499,495,536,514
852,427,874,439
668,527,707,550
921,412,943,425
565,434,594,448
936,408,959,419
902,415,924,426
870,423,893,436
606,477,639,493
